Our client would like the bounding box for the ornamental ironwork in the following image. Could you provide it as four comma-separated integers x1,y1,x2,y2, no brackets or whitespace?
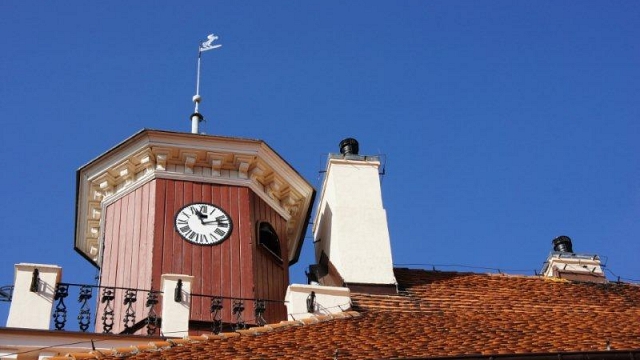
233,299,246,330
52,284,69,330
254,299,266,326
210,297,223,334
146,291,160,336
77,285,93,332
122,289,137,331
46,282,284,335
101,287,115,334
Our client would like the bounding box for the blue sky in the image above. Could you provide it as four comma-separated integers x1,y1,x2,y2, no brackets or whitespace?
1,2,639,325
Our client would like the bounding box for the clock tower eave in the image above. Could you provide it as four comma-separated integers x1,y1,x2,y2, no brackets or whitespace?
74,129,315,268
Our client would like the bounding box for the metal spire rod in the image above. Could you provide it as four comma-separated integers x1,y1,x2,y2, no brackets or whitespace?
191,34,222,133
194,51,202,113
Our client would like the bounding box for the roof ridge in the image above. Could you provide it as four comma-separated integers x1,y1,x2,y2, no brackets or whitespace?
45,311,361,360
395,268,640,288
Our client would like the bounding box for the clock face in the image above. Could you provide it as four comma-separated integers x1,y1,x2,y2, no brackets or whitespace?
174,203,233,245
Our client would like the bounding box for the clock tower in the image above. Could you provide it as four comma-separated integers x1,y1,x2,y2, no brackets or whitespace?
74,129,315,333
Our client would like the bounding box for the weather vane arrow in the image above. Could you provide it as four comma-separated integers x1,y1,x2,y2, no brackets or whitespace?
192,33,222,134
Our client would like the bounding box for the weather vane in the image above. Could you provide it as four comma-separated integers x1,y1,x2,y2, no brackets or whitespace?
191,33,222,134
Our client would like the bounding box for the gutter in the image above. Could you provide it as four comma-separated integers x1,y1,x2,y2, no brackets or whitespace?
395,349,640,360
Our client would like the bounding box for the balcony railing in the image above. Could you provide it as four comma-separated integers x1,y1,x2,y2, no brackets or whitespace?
49,282,284,336
52,283,161,335
190,292,282,334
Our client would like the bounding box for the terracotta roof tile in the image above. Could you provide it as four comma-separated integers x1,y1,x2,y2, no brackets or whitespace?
48,269,640,359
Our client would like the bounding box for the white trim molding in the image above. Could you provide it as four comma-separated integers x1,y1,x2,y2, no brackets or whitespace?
75,129,315,266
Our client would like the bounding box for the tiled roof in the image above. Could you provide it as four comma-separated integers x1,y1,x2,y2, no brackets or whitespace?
49,268,640,359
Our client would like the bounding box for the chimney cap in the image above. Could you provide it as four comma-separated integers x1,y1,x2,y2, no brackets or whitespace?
339,138,359,156
552,235,574,253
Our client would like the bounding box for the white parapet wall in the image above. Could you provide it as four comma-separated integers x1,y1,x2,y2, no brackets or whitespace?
285,284,351,320
6,263,61,330
160,274,194,338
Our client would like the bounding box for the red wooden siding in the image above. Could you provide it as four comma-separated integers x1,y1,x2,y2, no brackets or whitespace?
97,181,156,333
150,179,256,324
97,178,290,333
250,192,289,323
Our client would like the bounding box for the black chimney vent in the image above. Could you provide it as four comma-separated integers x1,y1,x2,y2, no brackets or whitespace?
339,138,359,155
552,235,574,253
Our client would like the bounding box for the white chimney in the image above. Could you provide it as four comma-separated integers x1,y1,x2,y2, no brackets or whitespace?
541,236,607,283
312,139,396,293
285,284,350,320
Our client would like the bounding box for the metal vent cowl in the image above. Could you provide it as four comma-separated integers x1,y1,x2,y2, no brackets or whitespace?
339,138,359,156
552,235,573,253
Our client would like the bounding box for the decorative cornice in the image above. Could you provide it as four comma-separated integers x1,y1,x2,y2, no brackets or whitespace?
75,130,315,266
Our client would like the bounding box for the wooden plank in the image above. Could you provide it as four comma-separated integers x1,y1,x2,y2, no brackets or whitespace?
135,182,153,327
239,187,253,301
234,187,255,323
276,209,288,321
172,180,184,273
190,182,204,319
161,179,176,277
102,201,117,287
229,186,241,301
182,181,194,277
267,198,276,303
248,192,259,302
151,179,166,291
259,195,269,300
113,192,130,334
138,181,152,291
115,193,129,288
111,197,125,288
129,188,144,321
199,183,213,321
210,184,221,302
149,179,166,328
128,188,142,291
253,193,266,301
96,200,117,334
218,185,232,321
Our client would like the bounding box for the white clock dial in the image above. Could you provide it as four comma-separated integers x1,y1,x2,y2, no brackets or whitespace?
174,203,233,245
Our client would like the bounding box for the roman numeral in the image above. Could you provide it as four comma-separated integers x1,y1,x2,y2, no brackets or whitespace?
177,219,188,225
179,225,190,233
214,228,226,236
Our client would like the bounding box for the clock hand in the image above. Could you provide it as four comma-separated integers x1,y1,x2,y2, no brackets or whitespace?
202,220,227,225
194,210,209,224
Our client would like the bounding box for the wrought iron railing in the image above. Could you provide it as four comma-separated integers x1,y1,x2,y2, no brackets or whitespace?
0,285,13,302
52,283,159,335
51,282,285,336
52,283,161,335
190,293,282,334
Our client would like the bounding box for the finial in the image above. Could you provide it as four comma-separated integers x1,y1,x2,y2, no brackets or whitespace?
192,95,201,112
